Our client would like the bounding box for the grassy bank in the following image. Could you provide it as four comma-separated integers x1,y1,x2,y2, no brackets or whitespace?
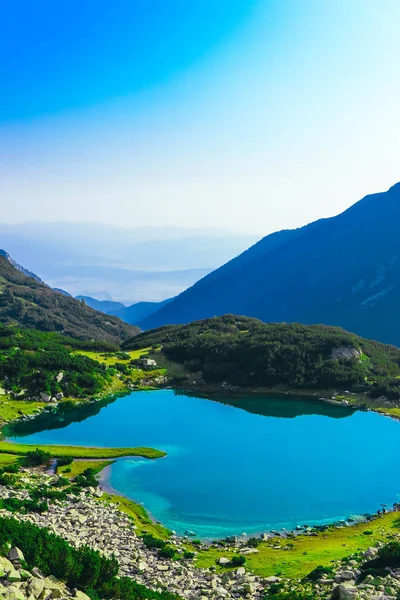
0,441,166,459
195,512,400,578
58,459,114,478
101,492,171,539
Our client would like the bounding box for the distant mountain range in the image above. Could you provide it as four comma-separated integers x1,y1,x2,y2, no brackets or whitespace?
141,183,400,347
77,295,171,325
0,253,138,344
0,223,257,303
76,296,126,314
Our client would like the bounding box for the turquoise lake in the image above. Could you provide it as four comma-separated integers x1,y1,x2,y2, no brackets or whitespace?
8,389,400,539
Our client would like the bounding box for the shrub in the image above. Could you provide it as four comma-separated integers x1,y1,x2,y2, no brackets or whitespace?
24,449,52,466
74,468,98,488
228,555,246,568
56,456,73,468
142,534,166,550
303,565,334,582
2,497,48,514
183,551,195,560
2,465,19,474
246,537,260,548
51,476,70,488
0,471,16,486
158,546,176,559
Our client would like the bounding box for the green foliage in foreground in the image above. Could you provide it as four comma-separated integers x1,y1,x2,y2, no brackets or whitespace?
125,315,400,395
0,517,178,600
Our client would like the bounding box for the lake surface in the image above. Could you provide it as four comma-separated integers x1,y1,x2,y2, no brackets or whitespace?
8,390,400,539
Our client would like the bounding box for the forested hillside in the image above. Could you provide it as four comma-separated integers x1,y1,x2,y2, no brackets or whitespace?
125,315,400,397
141,183,400,347
0,255,139,344
0,325,116,401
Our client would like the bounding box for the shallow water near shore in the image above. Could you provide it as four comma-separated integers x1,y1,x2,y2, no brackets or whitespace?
8,389,400,539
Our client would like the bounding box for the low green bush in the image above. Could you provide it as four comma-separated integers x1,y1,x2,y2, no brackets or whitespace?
158,546,176,559
224,555,246,568
246,537,260,548
2,497,48,514
74,468,98,488
0,472,16,486
142,534,166,550
2,465,19,474
56,456,73,472
24,449,52,466
303,565,334,582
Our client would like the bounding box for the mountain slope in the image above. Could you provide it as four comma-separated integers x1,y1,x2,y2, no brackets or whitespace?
0,249,43,283
0,255,139,344
141,183,400,346
124,315,400,398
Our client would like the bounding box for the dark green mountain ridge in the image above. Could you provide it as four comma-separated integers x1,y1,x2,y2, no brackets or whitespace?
140,183,400,347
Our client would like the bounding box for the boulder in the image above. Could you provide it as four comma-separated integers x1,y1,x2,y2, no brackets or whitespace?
28,577,45,598
5,587,25,600
363,547,379,559
218,558,230,566
265,576,282,584
8,547,24,562
20,569,32,580
7,570,21,582
331,584,359,599
0,556,14,574
39,393,51,403
74,592,91,600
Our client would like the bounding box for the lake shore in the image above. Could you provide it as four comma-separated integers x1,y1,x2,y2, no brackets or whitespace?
97,454,400,544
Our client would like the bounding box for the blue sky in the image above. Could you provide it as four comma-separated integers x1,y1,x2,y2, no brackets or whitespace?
1,0,400,233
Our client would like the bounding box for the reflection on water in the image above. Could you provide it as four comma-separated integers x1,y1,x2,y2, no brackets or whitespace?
7,389,355,439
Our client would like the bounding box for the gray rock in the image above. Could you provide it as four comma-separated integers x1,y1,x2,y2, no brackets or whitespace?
331,584,359,599
28,577,45,598
5,587,25,600
8,548,24,562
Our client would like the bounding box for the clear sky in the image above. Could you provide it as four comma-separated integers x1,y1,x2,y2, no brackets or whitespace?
1,0,400,234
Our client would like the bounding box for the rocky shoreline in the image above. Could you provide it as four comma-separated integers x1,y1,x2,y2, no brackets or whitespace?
1,471,400,600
